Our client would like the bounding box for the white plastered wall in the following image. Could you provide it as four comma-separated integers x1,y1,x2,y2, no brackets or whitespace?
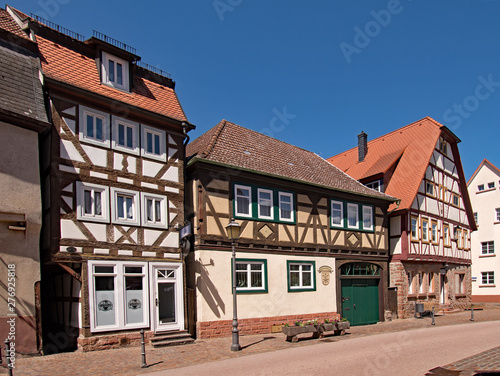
468,164,500,297
193,249,337,322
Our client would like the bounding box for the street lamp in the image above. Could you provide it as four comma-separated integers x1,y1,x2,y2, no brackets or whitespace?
226,218,241,351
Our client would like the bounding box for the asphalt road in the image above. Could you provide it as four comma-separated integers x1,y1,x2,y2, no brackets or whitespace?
142,321,500,376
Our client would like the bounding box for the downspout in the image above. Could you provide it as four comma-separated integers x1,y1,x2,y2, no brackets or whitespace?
182,121,190,237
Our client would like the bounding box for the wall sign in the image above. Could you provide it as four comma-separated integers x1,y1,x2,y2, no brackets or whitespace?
128,299,141,310
98,300,113,311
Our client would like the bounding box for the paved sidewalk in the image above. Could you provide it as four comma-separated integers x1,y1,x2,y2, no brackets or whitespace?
9,305,500,376
426,346,500,376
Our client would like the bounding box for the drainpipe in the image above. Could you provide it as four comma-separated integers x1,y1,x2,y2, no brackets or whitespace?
181,121,190,240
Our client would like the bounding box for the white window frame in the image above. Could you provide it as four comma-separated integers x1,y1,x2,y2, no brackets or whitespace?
481,241,494,255
482,271,495,285
411,216,419,241
418,272,425,294
111,187,140,226
140,192,168,229
79,106,110,147
474,212,478,226
278,192,294,222
407,272,414,294
76,182,110,223
112,117,139,155
365,180,382,192
288,262,315,291
257,188,274,220
496,209,500,222
428,272,434,293
443,224,450,246
331,200,344,228
235,260,266,292
478,184,485,192
101,52,129,91
426,181,435,197
347,203,359,229
88,260,149,333
488,181,495,189
456,229,463,249
431,220,438,244
455,273,465,294
141,124,167,162
421,218,429,242
362,205,373,231
234,184,252,218
452,193,460,208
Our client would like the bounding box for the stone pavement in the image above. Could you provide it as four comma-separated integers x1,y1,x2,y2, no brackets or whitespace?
8,305,500,376
426,346,500,376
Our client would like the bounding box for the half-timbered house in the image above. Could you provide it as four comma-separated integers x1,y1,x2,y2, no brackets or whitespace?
328,117,476,318
186,120,397,338
0,8,50,354
6,6,195,352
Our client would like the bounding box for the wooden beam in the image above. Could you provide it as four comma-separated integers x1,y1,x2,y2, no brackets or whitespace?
56,263,82,282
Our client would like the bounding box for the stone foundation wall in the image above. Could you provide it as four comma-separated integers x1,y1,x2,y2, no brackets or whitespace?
389,261,471,318
77,330,154,352
197,311,339,339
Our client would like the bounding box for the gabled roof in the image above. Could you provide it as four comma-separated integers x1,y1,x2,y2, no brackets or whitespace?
467,159,500,186
328,117,459,211
187,120,396,201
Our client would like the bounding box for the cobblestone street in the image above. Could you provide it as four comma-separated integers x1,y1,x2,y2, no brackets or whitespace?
8,305,500,376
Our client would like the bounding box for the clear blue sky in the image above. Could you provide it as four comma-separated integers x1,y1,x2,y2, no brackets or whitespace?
8,0,500,179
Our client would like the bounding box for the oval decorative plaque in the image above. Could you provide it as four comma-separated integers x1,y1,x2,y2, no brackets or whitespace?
318,266,333,286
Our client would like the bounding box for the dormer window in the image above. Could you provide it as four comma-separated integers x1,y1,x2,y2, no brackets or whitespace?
102,52,129,91
365,180,382,192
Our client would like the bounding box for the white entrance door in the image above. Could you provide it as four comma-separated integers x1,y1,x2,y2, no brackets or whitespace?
150,263,184,332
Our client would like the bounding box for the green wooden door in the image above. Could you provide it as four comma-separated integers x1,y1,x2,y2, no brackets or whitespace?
341,279,379,326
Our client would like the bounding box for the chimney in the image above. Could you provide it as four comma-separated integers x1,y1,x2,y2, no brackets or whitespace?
358,131,368,162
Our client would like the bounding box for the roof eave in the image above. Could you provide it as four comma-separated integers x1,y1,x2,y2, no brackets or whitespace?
188,157,398,203
44,77,193,133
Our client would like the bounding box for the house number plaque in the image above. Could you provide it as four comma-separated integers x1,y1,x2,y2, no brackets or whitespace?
318,266,333,286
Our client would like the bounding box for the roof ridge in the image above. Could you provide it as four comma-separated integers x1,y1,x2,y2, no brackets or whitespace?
329,116,441,159
223,119,325,156
201,120,226,158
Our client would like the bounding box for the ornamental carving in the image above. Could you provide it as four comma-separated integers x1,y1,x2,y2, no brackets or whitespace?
318,265,333,286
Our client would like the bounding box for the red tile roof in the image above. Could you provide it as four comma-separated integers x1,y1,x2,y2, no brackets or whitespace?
35,35,187,122
188,120,396,201
0,8,28,39
328,117,448,211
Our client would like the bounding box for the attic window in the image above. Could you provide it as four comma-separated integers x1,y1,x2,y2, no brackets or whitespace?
102,52,129,91
439,137,448,155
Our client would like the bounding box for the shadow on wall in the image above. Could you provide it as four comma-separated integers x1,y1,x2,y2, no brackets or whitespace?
195,258,225,318
0,257,36,319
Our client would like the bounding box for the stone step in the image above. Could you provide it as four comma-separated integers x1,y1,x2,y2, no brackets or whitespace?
151,337,195,348
150,330,195,348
